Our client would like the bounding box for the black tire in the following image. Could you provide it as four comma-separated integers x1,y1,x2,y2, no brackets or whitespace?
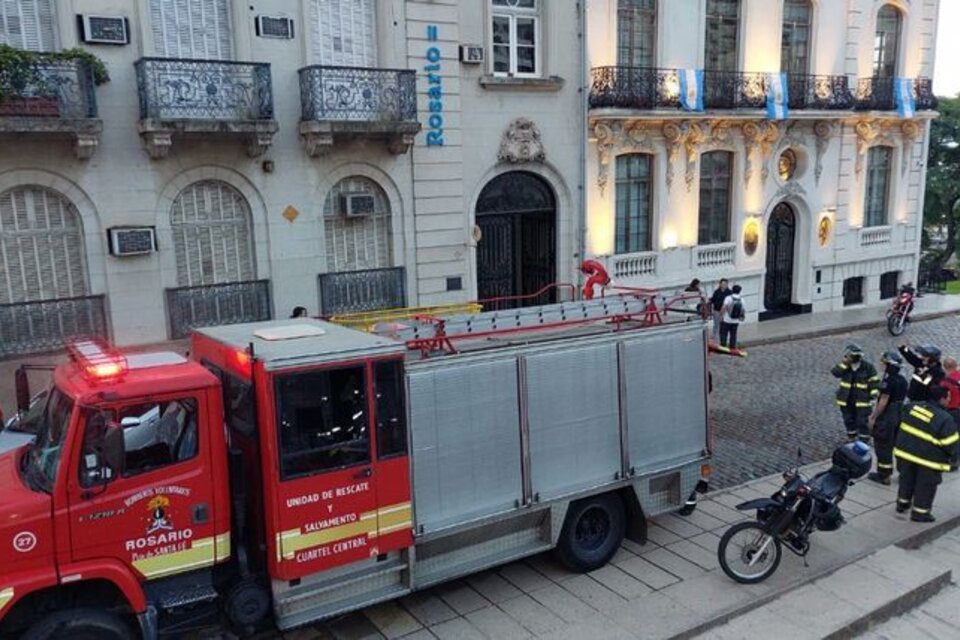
718,521,782,584
22,608,134,640
887,311,906,336
554,493,626,572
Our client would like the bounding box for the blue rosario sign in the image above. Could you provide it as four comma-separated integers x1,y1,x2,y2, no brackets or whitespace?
425,25,444,146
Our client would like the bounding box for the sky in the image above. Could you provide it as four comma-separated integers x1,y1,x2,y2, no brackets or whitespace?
936,1,960,97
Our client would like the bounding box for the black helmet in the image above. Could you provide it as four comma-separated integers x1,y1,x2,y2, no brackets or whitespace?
881,351,903,369
916,345,942,360
844,344,863,359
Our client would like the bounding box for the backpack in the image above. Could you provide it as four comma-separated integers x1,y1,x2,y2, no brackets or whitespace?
730,299,745,321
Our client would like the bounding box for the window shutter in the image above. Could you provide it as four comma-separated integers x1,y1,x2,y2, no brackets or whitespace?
0,0,56,51
150,0,232,59
310,0,376,67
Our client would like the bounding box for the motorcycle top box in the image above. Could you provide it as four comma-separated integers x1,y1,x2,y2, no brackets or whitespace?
831,441,872,479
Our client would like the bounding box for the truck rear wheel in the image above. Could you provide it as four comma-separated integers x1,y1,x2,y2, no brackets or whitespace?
22,608,134,640
554,493,625,572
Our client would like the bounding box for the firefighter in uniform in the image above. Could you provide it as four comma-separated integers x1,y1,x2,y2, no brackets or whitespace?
831,344,880,442
899,344,945,402
867,351,908,485
894,385,959,522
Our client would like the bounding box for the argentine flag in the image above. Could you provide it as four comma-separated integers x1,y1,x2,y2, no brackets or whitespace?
679,69,704,112
766,73,789,121
894,77,916,118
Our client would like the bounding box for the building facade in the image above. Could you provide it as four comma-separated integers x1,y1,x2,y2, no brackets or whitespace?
585,0,938,320
0,0,584,354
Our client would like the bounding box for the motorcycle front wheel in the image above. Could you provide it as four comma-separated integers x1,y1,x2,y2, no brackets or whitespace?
887,310,906,336
718,521,783,584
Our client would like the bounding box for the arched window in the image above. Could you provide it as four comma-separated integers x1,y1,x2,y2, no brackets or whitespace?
873,5,902,78
0,185,87,303
617,0,656,68
149,0,232,59
698,151,733,245
0,0,57,51
864,146,893,227
615,154,653,253
170,180,255,286
781,0,812,75
323,177,393,273
704,0,739,72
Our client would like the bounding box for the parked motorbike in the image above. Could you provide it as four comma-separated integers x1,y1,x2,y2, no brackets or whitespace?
717,442,872,584
886,284,916,336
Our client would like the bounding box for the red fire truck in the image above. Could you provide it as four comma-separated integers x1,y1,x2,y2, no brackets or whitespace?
0,293,712,639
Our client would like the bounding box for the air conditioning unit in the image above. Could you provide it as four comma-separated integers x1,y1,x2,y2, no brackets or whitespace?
255,15,295,39
108,227,156,257
460,45,484,64
341,194,377,218
79,15,130,45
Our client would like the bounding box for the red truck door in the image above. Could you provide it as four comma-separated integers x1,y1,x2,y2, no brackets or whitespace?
66,391,223,581
267,358,412,579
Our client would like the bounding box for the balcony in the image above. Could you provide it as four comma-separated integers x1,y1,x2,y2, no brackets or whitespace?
855,77,937,112
606,252,658,280
786,75,855,110
693,243,736,270
298,66,420,157
0,295,108,358
0,59,102,159
589,67,682,110
859,226,892,248
318,267,407,315
135,58,278,159
165,280,272,339
702,71,767,110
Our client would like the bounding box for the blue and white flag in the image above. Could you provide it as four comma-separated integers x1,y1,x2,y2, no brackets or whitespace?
766,72,789,121
679,69,704,112
894,77,916,118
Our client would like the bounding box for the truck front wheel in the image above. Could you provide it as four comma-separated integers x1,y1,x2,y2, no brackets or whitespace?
22,608,134,640
554,493,625,572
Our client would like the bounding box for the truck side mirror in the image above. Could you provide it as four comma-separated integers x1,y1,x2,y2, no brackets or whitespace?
103,426,125,477
15,367,30,414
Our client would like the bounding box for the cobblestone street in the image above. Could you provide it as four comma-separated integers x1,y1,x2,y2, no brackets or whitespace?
709,314,960,488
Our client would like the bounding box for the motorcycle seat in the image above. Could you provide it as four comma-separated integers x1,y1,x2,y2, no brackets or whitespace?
811,471,847,500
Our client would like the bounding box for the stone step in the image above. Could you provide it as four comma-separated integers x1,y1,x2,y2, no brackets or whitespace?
684,546,951,640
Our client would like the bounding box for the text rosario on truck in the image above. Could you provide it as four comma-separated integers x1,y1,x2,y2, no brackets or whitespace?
0,290,714,639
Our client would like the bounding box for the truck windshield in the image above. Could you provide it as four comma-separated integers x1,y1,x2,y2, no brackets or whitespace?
23,388,74,493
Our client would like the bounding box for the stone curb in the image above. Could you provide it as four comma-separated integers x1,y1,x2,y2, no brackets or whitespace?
742,308,959,349
894,512,960,550
822,568,952,640
665,519,960,640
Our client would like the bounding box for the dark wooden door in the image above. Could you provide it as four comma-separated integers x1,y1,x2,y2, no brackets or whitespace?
764,203,796,311
476,172,556,308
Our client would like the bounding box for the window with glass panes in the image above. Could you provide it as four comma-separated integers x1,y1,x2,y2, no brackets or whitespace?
0,0,57,51
864,147,892,228
615,155,653,254
704,0,739,71
873,5,901,78
617,0,656,68
491,0,539,77
698,151,733,245
781,0,811,75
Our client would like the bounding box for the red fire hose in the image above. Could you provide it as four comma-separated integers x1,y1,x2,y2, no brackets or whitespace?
580,260,610,300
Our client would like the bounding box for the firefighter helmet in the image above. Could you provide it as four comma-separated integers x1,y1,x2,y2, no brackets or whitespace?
844,344,863,359
881,351,903,369
916,345,942,360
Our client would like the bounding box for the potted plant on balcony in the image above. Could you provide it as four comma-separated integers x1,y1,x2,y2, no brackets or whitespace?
0,45,109,117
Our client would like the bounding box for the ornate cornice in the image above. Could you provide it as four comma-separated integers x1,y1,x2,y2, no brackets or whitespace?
593,120,655,195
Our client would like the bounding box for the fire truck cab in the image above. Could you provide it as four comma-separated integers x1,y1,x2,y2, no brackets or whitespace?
0,295,711,639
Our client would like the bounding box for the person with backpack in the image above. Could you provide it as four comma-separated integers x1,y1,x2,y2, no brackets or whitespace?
720,285,745,349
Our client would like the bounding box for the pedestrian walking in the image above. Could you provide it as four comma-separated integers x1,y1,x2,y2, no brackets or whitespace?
831,344,880,443
867,351,908,484
290,306,308,319
941,356,960,425
899,344,946,402
684,279,702,322
709,279,730,342
893,385,959,522
719,285,745,349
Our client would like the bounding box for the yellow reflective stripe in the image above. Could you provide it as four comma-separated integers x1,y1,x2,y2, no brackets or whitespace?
836,401,847,406
940,432,960,446
870,390,880,396
900,423,941,445
838,364,849,370
909,410,933,424
855,383,869,389
913,507,930,514
913,406,934,418
280,513,377,560
215,532,231,563
869,376,881,382
839,382,852,388
893,448,951,471
855,402,872,408
877,463,894,469
0,587,13,614
913,375,933,385
133,536,217,580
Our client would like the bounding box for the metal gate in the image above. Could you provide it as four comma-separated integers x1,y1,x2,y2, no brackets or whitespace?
476,172,556,308
764,202,795,311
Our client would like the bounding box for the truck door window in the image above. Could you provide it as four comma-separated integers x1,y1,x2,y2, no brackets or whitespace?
375,360,407,458
275,366,369,480
79,398,199,486
223,374,256,436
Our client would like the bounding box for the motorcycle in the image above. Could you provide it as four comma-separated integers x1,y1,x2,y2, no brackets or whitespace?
717,442,872,584
886,284,915,336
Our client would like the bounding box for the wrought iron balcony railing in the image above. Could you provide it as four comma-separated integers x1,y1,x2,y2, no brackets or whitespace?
0,295,107,358
135,57,275,121
0,59,98,119
588,66,682,110
299,66,417,123
786,74,855,110
855,76,937,112
702,70,767,109
166,279,272,339
319,267,407,315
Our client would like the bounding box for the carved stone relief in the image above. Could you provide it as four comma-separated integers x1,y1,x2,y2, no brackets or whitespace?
900,120,921,177
813,120,838,185
742,121,781,185
593,120,656,195
498,117,546,164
